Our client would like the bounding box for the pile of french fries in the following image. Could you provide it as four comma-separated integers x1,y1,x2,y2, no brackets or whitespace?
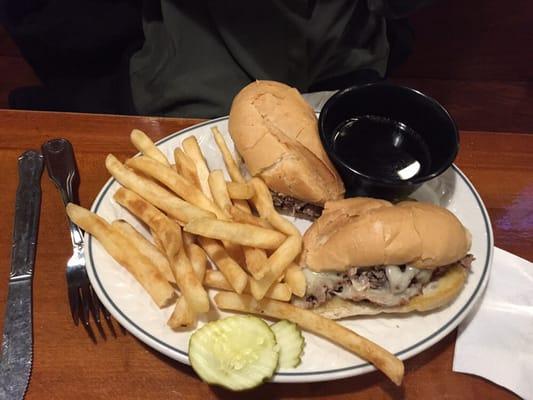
67,127,306,328
66,127,404,385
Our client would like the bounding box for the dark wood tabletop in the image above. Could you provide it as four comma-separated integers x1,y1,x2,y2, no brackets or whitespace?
0,109,531,399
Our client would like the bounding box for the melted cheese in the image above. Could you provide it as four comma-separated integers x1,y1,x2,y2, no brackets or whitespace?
385,265,433,294
385,266,417,294
303,264,434,307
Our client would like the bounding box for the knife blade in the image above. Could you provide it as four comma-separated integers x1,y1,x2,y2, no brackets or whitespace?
0,150,44,400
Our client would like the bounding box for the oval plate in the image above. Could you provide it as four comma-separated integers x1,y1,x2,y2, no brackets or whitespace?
86,116,493,383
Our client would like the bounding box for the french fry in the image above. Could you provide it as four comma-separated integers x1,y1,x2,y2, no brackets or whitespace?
228,214,270,280
113,187,182,268
182,231,196,247
111,220,175,284
223,243,246,269
184,218,286,250
229,206,273,229
185,127,274,279
242,247,269,280
230,200,256,245
211,125,256,233
250,177,301,237
168,296,197,329
202,168,265,273
227,201,272,279
197,237,247,294
130,129,170,167
151,228,165,252
106,154,214,224
284,263,306,297
208,170,232,216
182,136,212,200
249,236,302,300
211,126,244,183
186,243,207,282
233,199,252,213
211,132,280,253
227,181,255,200
113,188,209,314
174,148,200,188
211,127,259,265
66,204,176,308
219,174,271,278
203,170,245,262
126,156,220,215
204,270,291,302
174,250,209,314
214,292,405,386
203,170,246,265
209,128,252,212
210,128,257,243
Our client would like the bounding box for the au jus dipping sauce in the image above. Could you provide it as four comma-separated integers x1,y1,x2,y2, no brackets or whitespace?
331,115,432,182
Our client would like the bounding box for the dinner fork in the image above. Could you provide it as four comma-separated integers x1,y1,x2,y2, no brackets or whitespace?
42,138,112,337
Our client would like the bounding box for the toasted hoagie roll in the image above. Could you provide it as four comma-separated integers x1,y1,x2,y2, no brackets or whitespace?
295,198,474,319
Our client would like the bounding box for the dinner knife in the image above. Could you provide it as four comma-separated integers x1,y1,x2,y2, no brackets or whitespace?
0,150,44,399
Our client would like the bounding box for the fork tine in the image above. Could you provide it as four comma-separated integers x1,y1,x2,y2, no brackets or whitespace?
79,284,91,327
67,284,80,326
94,296,117,337
92,297,101,325
81,318,97,344
87,284,101,324
105,320,117,338
94,318,107,340
100,301,111,321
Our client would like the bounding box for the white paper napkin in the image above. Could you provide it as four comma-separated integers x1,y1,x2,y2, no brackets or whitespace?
302,91,337,112
453,247,533,399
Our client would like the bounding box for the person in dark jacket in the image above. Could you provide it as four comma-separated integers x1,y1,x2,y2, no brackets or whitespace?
3,0,430,117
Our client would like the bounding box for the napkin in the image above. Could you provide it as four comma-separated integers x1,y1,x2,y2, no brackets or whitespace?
453,247,533,399
302,91,336,112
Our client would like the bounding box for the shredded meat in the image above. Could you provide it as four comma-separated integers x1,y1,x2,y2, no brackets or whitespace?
296,266,409,309
460,254,475,269
296,253,475,309
270,191,323,220
434,254,475,278
359,268,388,289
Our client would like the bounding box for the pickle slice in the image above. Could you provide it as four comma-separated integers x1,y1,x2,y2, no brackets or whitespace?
271,320,305,369
189,316,279,391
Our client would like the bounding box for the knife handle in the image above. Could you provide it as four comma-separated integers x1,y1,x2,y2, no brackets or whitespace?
18,150,44,186
42,138,84,247
11,150,44,279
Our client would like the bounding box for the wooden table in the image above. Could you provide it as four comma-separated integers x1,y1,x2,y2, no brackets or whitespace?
0,110,531,399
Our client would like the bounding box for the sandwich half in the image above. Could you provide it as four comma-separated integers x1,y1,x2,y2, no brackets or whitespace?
294,197,474,319
228,80,344,219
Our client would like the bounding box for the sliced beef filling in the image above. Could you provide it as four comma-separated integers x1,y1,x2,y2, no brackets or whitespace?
460,254,475,268
432,254,475,280
295,254,474,309
270,191,323,221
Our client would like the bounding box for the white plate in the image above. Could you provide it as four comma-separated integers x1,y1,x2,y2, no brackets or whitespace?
86,116,493,383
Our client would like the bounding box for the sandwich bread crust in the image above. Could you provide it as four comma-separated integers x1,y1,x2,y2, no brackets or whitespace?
228,80,344,205
303,199,471,272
